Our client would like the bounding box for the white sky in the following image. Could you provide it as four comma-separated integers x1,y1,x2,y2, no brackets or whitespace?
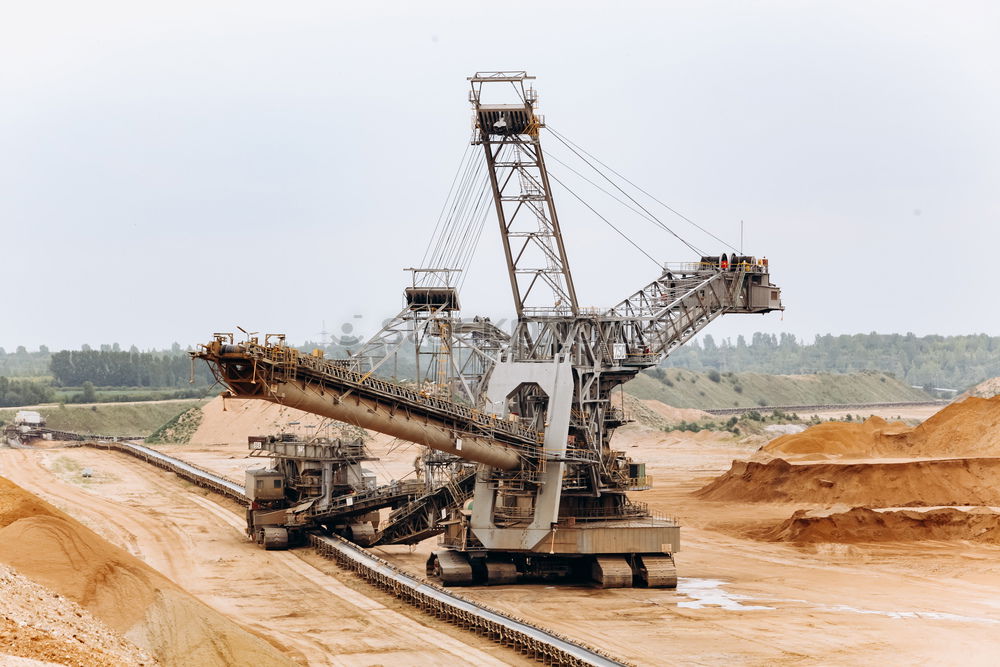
2,1,998,350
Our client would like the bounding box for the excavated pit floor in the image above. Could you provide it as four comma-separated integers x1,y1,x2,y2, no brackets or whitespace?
6,397,1000,665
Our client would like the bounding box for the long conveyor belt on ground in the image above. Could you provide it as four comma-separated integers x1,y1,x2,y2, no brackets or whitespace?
78,440,629,667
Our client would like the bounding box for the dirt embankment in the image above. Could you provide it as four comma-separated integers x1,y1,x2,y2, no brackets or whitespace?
765,506,1000,544
956,375,1000,400
179,396,365,446
0,476,293,667
698,396,1000,544
0,562,156,666
764,395,1000,459
696,457,1000,507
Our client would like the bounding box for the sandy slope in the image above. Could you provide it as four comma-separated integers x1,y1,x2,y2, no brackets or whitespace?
0,562,155,666
0,447,521,667
764,395,1000,459
0,475,290,667
696,457,1000,506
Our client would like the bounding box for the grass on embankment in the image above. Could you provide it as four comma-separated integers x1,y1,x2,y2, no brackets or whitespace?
625,369,933,409
0,399,207,437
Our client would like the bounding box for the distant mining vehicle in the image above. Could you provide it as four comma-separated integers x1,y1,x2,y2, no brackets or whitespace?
3,410,50,444
244,434,424,549
15,410,45,432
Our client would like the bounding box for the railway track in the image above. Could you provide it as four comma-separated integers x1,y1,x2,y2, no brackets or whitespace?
78,440,629,667
702,400,947,416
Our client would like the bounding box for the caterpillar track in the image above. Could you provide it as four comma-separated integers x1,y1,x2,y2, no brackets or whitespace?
77,440,630,666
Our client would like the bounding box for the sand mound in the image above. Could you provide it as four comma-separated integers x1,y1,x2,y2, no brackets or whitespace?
763,417,908,457
0,562,155,666
695,457,1000,506
909,396,1000,456
0,477,292,667
186,396,365,446
0,516,157,631
957,376,1000,400
766,506,1000,544
763,395,1000,459
636,399,713,424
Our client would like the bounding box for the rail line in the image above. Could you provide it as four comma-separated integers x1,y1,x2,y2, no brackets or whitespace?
702,400,947,416
77,439,629,667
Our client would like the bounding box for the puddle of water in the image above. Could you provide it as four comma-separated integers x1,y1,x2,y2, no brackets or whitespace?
675,578,773,610
821,604,1000,625
770,597,1000,625
674,580,999,624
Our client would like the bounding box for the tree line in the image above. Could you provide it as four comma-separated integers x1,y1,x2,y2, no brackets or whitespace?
661,332,1000,390
5,332,1000,396
0,376,55,407
48,349,215,387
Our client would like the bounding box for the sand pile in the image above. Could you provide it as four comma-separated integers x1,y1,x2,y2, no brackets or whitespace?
908,396,1000,456
695,458,1000,506
957,376,1000,400
0,562,155,666
186,396,365,445
765,506,1000,544
763,395,1000,459
0,477,293,667
762,417,909,458
635,398,713,424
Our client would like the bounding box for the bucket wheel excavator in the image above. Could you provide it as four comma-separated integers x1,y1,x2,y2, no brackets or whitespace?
195,71,782,588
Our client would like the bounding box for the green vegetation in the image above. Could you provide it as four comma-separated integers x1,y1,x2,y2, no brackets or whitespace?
0,399,206,437
662,332,1000,390
146,406,204,444
0,376,55,407
662,409,803,436
53,385,215,404
0,346,51,377
0,343,217,408
49,348,213,387
628,369,931,409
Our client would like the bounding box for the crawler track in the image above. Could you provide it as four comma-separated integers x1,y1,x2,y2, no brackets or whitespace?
78,440,629,667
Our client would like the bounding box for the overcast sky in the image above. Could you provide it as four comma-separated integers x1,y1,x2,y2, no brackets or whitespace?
2,1,998,351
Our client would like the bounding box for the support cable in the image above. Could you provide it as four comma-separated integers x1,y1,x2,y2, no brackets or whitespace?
546,170,661,267
546,125,740,253
430,151,480,271
421,143,473,269
429,152,481,273
544,149,682,236
545,126,702,255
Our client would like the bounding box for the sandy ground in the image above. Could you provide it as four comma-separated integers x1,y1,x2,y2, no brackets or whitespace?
9,395,1000,665
143,420,1000,666
0,447,524,667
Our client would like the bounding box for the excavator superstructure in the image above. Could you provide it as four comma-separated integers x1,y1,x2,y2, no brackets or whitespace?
195,72,782,588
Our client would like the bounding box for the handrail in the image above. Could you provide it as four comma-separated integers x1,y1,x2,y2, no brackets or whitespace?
228,341,543,445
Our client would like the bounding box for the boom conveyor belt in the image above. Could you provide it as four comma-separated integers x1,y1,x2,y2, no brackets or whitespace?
194,338,534,471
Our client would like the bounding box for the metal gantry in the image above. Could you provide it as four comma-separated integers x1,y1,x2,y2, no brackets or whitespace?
464,74,783,521
195,71,783,587
470,72,578,318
